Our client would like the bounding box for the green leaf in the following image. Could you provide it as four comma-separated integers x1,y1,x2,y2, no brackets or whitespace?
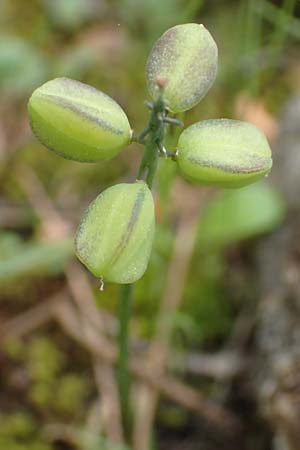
0,236,73,283
54,47,98,79
197,181,286,249
42,0,102,29
76,429,131,450
0,36,49,94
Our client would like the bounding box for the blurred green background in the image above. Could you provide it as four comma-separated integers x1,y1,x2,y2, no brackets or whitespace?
0,1,299,449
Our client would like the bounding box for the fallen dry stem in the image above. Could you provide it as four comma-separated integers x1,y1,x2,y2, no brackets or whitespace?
1,292,62,337
53,298,239,431
65,261,124,443
1,287,239,432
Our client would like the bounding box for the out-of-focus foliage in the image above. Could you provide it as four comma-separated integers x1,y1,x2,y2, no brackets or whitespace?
197,181,286,250
76,429,131,450
116,0,204,42
0,0,299,448
42,0,104,30
0,233,73,284
182,252,233,346
0,35,49,94
0,412,52,450
2,335,91,450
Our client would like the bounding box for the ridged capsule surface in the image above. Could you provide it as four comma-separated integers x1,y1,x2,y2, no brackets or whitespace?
75,182,155,284
146,23,218,113
28,77,132,162
177,119,272,188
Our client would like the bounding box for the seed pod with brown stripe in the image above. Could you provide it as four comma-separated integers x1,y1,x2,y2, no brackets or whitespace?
28,77,132,162
75,181,155,284
146,23,218,113
176,119,272,188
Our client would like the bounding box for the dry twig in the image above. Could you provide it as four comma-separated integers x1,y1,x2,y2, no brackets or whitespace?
52,298,239,430
66,261,124,442
1,286,238,431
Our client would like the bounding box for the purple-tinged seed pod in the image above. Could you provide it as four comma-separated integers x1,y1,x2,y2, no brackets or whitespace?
146,23,218,113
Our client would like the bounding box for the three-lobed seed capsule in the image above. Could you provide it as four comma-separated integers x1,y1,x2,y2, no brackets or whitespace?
146,23,218,113
28,77,132,162
75,181,155,284
176,119,273,188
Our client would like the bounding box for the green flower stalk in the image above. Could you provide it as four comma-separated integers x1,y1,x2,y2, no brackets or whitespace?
28,77,132,162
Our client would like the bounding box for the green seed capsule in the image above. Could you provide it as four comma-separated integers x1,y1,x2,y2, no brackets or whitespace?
176,119,273,188
75,181,155,284
28,77,132,162
146,23,218,113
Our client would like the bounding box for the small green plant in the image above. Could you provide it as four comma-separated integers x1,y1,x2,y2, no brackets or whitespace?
28,22,272,287
28,23,273,442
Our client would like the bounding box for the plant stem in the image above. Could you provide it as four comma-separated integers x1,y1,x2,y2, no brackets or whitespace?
117,86,182,443
138,88,170,189
117,283,133,439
